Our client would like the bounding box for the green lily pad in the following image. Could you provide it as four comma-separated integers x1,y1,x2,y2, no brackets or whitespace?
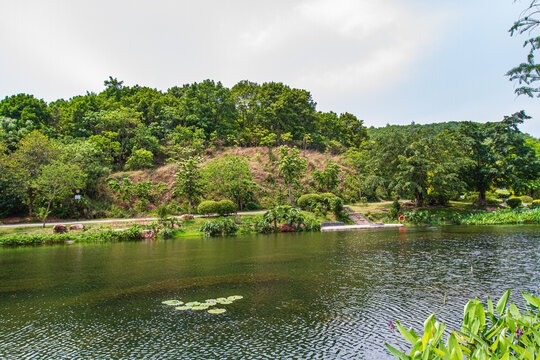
202,302,217,307
208,308,226,314
192,305,210,311
227,295,243,301
216,297,227,301
175,306,190,311
162,300,183,306
205,299,217,303
184,301,201,307
217,300,233,305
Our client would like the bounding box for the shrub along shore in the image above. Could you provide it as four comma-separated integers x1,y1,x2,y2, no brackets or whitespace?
1,201,539,247
401,208,540,226
0,206,325,247
0,226,143,247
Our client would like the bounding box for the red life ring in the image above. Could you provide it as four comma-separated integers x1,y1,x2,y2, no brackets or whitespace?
398,215,406,223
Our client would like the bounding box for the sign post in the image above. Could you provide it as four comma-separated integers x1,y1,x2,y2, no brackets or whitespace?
75,190,81,221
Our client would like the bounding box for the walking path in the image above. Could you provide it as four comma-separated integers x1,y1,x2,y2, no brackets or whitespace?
321,223,403,231
0,211,266,228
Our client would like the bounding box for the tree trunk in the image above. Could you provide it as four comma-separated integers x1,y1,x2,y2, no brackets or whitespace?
130,206,134,218
415,189,424,207
478,188,487,206
358,178,362,201
28,189,34,217
288,182,292,205
188,199,192,214
42,199,52,228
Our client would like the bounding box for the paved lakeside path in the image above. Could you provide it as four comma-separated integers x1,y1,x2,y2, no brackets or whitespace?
321,223,403,231
0,211,266,228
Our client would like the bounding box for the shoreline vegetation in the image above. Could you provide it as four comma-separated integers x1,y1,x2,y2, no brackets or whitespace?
1,201,538,247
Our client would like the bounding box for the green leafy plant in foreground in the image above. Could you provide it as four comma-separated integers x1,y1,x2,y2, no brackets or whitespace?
386,290,540,359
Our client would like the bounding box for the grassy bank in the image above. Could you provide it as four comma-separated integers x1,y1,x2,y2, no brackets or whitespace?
0,226,143,246
0,209,329,247
348,200,539,226
401,208,540,225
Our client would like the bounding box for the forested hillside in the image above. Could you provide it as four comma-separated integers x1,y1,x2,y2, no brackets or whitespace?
368,122,463,137
0,78,538,220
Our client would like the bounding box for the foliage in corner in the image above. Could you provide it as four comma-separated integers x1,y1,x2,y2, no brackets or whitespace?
386,290,540,360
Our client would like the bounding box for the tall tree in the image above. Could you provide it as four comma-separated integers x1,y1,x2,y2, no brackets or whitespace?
174,157,203,214
460,112,539,205
7,131,59,216
179,79,238,139
346,148,371,200
393,130,465,206
313,161,341,192
277,146,307,204
0,142,25,216
0,94,51,127
203,155,256,210
254,82,318,141
107,177,155,217
35,160,86,227
94,108,142,165
0,94,52,148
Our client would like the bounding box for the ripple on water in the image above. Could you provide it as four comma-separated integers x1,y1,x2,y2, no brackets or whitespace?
0,226,538,359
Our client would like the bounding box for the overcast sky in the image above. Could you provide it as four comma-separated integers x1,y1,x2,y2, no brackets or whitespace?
1,0,539,137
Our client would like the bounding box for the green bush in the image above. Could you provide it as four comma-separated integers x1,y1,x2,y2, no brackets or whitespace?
507,197,523,209
486,196,503,206
126,148,154,170
0,226,143,247
388,199,402,220
297,193,342,216
468,194,502,206
297,194,323,210
386,290,540,360
328,197,344,214
251,215,274,233
199,217,239,237
520,195,533,205
531,199,540,209
403,210,434,225
462,208,540,225
197,200,236,216
252,205,321,233
197,200,219,215
217,200,236,215
302,214,321,231
495,189,511,199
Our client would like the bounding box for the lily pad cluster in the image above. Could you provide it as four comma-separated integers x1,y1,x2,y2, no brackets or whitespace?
161,295,243,314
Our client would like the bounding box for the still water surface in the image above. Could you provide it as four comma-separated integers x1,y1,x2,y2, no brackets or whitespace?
1,226,539,359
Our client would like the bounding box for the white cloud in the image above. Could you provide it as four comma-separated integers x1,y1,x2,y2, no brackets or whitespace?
0,0,452,101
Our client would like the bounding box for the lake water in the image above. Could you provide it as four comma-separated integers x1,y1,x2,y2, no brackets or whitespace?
1,226,539,359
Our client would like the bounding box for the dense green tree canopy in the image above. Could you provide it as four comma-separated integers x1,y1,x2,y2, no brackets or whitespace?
0,77,538,219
